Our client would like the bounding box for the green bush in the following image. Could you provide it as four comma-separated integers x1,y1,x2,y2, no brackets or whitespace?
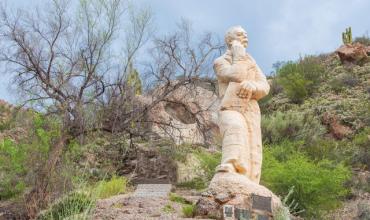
0,138,26,199
182,204,195,218
0,113,60,200
352,127,370,169
195,150,222,181
262,143,351,218
176,177,208,190
37,192,94,220
277,56,325,103
354,35,370,46
330,73,360,93
94,176,127,199
261,111,326,144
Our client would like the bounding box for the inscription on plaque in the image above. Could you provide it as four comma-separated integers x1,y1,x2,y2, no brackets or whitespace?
235,208,251,220
223,205,234,219
133,184,172,197
252,194,272,213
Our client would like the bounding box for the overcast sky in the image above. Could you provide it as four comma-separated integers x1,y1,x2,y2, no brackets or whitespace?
1,0,370,103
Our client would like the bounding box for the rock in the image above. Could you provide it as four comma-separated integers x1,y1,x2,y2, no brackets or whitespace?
322,112,353,139
336,43,369,65
143,79,219,145
196,172,282,219
118,145,178,183
195,196,222,219
358,201,370,220
214,192,233,204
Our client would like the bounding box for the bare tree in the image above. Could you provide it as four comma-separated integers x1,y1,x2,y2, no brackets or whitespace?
0,0,152,216
104,20,223,143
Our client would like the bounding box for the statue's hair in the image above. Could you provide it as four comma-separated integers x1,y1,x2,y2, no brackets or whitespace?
225,26,248,48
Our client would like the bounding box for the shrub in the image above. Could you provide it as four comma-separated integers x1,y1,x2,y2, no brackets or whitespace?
302,138,353,164
37,192,94,220
277,56,325,103
330,73,360,93
195,150,222,181
94,176,127,199
0,113,60,200
0,138,27,199
261,111,326,144
182,204,195,218
176,177,207,191
351,127,370,169
354,35,370,46
262,143,351,218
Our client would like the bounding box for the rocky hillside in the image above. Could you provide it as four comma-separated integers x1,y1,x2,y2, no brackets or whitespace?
1,42,370,220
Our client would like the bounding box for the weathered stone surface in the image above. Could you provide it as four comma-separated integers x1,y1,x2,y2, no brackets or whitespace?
196,172,282,219
119,145,178,183
133,184,172,198
322,112,353,139
141,79,219,145
336,43,369,64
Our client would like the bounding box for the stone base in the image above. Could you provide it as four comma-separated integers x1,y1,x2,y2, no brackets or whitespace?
195,172,282,220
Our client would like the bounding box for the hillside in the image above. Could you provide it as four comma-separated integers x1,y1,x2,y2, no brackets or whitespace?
1,43,370,220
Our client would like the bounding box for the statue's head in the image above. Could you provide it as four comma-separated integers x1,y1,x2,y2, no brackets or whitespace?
225,26,248,49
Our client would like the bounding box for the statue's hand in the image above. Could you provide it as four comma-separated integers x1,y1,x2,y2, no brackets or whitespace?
231,40,246,60
238,81,256,99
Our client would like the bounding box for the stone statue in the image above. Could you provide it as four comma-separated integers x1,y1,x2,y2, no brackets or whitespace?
196,26,282,219
214,26,269,183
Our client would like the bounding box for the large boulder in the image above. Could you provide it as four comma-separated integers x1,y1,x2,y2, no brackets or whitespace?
195,172,282,220
336,43,369,65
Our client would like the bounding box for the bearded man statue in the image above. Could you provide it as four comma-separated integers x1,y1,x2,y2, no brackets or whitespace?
214,26,270,183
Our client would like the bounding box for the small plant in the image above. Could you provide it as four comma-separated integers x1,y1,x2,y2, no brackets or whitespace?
182,204,195,218
162,204,175,213
342,27,353,44
282,186,304,216
169,193,190,204
93,176,127,199
37,192,94,220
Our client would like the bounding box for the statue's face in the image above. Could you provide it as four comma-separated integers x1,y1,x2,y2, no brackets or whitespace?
225,26,248,49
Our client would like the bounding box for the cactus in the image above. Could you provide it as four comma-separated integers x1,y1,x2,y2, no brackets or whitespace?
342,27,352,45
126,62,142,95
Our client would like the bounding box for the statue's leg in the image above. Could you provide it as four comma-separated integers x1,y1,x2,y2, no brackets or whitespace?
243,111,262,183
218,110,248,174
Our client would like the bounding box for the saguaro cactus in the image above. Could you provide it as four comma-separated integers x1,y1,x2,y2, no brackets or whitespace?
342,27,352,45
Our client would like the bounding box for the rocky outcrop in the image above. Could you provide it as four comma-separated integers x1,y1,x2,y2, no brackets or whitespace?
322,112,353,139
118,144,178,184
336,43,370,65
196,172,282,220
145,79,219,145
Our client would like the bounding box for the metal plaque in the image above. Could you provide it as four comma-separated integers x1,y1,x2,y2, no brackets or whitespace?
223,205,234,219
252,194,272,213
257,214,270,220
235,208,251,220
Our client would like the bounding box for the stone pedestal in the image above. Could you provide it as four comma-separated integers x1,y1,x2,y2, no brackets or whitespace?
195,172,282,220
